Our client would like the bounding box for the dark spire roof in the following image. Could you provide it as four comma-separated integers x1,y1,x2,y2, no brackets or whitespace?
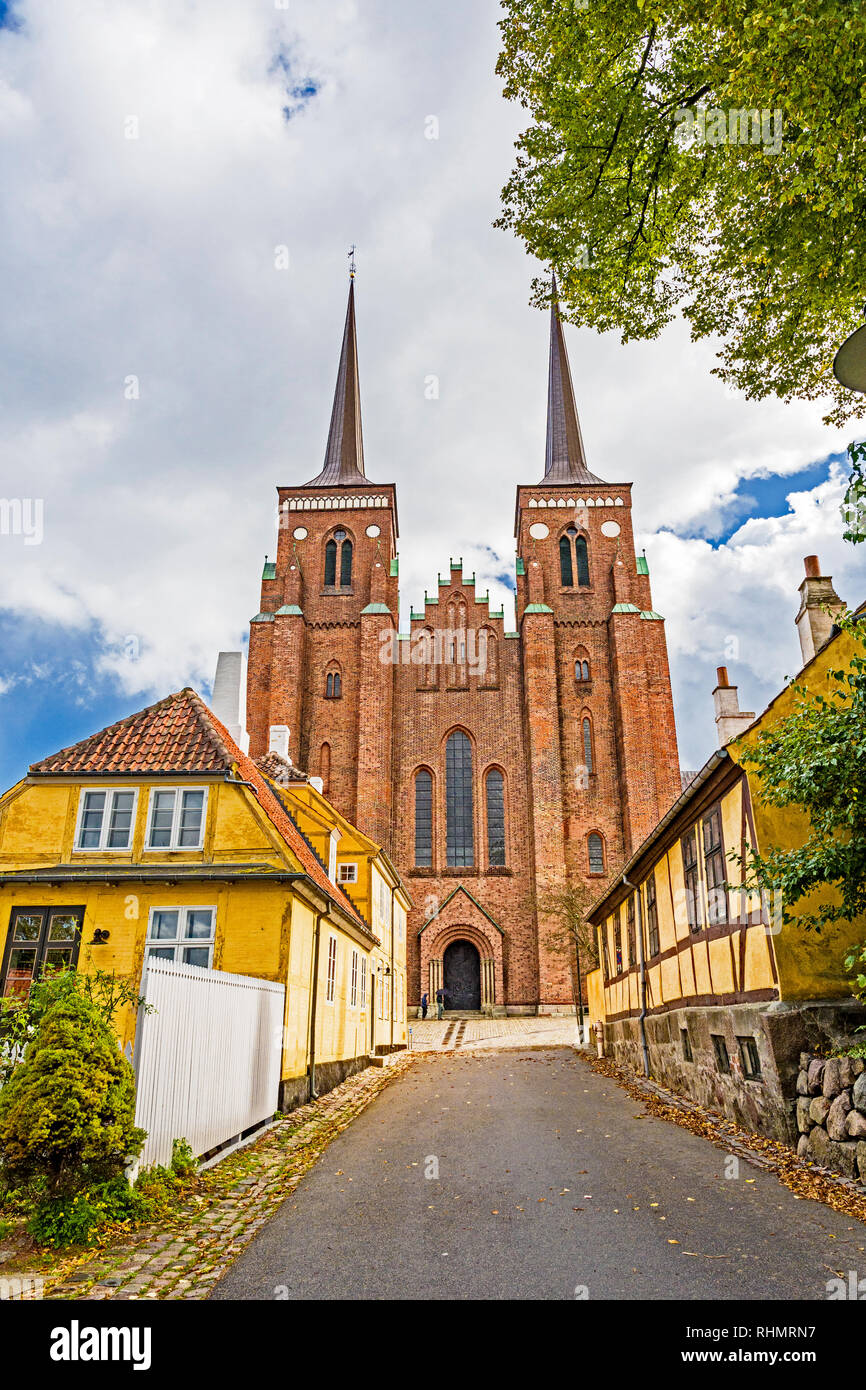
542,276,605,485
305,278,368,487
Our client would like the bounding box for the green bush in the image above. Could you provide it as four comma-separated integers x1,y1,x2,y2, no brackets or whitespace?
0,982,145,1200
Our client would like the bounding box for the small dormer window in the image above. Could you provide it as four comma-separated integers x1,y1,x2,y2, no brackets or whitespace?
338,863,358,884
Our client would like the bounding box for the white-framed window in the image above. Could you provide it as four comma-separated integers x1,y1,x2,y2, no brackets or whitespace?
326,935,337,1003
359,956,367,1009
74,787,138,851
146,906,215,968
145,787,208,851
338,863,358,884
350,949,359,1007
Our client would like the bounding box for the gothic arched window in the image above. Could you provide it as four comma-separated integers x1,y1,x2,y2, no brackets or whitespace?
324,529,353,589
582,716,594,775
486,768,506,866
414,769,433,868
445,730,474,868
588,832,605,874
575,650,591,682
560,528,590,588
325,669,342,699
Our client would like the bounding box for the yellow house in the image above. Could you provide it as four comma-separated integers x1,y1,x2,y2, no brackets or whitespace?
255,753,411,1054
0,688,398,1111
586,571,865,1144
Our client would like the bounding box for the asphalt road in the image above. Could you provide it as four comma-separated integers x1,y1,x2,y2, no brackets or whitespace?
211,1048,866,1301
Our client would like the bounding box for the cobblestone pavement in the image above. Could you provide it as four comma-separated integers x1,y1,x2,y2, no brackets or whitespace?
18,1054,414,1302
408,1016,581,1051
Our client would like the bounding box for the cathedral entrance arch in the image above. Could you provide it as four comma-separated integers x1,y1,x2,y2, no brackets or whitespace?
443,939,481,1011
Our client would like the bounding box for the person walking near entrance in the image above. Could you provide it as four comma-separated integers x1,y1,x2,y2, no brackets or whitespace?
420,992,428,1020
436,986,445,1020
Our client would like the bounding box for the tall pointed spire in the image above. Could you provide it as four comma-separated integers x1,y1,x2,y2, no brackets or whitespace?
542,275,604,485
305,275,368,487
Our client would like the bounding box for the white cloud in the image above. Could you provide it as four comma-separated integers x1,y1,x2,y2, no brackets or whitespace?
0,0,861,767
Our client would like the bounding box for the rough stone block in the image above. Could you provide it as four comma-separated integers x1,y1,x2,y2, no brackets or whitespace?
838,1056,858,1090
853,1072,866,1115
796,1069,810,1096
799,1051,812,1072
822,1057,842,1098
846,1109,866,1140
808,1125,830,1165
797,1133,811,1159
857,1141,866,1181
828,1140,859,1180
809,1095,832,1126
807,1059,825,1095
796,1096,813,1134
827,1090,852,1141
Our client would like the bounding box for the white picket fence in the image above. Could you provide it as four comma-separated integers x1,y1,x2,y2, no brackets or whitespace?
132,959,285,1171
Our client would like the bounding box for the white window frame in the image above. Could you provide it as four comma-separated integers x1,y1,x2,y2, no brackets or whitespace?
359,955,367,1010
144,786,209,852
73,786,139,852
145,905,217,968
350,949,359,1007
338,862,358,884
325,935,338,1004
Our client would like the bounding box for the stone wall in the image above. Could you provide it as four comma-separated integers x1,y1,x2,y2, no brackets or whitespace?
795,1053,866,1183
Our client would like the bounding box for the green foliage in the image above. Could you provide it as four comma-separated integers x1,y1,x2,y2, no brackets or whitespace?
496,0,866,424
844,940,866,1005
170,1137,197,1179
0,966,146,1087
0,978,145,1201
843,440,866,545
734,611,866,940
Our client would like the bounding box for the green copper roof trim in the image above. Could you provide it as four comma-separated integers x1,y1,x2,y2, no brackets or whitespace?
523,603,553,615
262,560,277,581
424,593,439,605
361,602,391,615
450,557,462,569
396,633,410,642
410,608,424,621
505,631,519,639
489,608,504,619
251,611,275,623
611,602,641,614
636,556,650,576
640,610,664,620
389,556,399,577
275,604,303,616
515,557,526,576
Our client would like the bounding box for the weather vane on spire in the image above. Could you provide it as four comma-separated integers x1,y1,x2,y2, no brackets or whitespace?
348,244,357,279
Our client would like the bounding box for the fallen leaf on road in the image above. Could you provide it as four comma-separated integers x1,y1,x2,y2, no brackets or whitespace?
668,1239,680,1245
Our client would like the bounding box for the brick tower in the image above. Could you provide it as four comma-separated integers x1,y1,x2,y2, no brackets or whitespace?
246,276,681,1014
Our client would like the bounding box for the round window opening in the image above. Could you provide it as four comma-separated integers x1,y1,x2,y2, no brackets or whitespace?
292,526,308,540
528,522,549,540
365,524,381,538
600,520,621,538
333,529,347,542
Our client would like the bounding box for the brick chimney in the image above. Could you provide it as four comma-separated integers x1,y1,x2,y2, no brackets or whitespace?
712,667,755,747
795,555,844,665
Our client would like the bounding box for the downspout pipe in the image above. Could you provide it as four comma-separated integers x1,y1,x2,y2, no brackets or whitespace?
307,911,324,1100
623,872,650,1077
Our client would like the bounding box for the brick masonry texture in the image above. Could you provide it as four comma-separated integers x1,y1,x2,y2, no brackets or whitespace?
247,481,681,1012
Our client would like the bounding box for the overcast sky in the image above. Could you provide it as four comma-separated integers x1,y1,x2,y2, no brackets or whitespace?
0,0,862,791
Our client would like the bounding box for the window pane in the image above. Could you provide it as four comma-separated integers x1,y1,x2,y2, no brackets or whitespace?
78,790,106,848
47,913,79,942
178,790,204,846
575,535,590,586
149,790,176,847
107,791,135,848
324,539,337,586
486,770,506,866
12,913,42,942
182,947,210,967
446,731,474,867
148,946,175,961
340,539,353,587
559,535,574,587
42,946,74,972
184,908,214,940
151,910,179,940
414,770,433,867
5,947,37,995
582,719,594,775
588,833,604,873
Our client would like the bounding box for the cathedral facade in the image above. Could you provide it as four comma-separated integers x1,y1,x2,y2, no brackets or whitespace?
246,279,682,1014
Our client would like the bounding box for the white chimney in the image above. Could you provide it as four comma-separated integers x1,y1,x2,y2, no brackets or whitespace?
795,555,844,665
309,776,324,794
211,652,249,752
712,667,755,747
268,725,290,761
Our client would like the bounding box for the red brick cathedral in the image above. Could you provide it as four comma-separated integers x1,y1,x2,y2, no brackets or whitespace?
247,278,682,1015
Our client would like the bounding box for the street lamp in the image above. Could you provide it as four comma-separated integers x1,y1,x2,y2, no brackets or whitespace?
833,312,866,393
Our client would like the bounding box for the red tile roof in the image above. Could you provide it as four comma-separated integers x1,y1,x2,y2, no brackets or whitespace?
28,689,366,931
